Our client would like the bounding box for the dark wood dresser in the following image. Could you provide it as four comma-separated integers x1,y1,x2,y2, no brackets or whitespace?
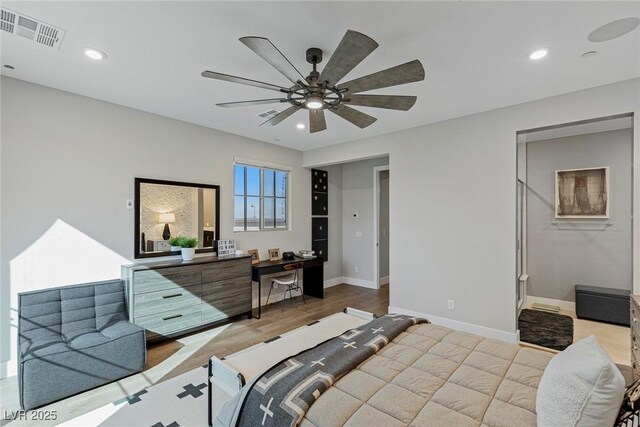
122,255,252,341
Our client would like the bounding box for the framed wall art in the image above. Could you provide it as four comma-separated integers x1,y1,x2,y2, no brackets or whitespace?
555,167,609,219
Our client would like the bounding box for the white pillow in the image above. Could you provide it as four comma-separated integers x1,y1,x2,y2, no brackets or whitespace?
536,335,624,427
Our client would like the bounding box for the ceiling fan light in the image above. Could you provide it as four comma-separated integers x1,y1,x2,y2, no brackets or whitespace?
306,96,323,110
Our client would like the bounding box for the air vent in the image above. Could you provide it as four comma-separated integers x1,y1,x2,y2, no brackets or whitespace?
258,109,280,119
1,9,15,33
0,8,66,49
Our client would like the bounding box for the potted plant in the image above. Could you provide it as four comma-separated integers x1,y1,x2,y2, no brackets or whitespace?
168,236,181,252
177,236,199,261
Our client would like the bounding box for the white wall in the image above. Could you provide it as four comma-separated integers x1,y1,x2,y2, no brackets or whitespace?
527,129,633,301
304,77,640,342
322,164,343,283
0,76,311,378
342,157,389,287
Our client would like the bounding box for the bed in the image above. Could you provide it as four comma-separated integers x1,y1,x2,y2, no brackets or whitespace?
209,308,625,427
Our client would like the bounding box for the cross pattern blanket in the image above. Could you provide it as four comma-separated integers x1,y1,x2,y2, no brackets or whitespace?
216,314,427,427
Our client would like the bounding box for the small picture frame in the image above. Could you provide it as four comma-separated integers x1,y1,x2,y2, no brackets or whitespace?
268,248,282,261
247,249,260,265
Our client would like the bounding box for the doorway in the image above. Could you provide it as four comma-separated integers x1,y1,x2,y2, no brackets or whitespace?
515,113,634,362
374,166,390,288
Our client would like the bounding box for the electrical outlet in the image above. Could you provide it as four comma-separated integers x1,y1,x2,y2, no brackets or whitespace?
126,199,134,210
354,266,359,273
447,300,455,310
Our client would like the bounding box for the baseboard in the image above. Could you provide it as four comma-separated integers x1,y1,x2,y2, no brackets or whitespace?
526,295,575,312
379,276,389,286
323,277,344,288
388,306,519,344
342,277,377,289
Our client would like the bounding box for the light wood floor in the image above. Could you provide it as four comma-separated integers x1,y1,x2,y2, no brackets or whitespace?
520,304,630,365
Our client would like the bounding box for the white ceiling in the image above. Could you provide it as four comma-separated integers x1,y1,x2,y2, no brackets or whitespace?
1,1,639,151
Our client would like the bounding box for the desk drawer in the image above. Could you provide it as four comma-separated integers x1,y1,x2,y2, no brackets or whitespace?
134,284,202,318
133,266,201,294
202,295,251,324
136,306,202,338
202,259,251,283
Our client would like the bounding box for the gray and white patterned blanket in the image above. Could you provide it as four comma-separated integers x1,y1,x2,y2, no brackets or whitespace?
215,314,427,427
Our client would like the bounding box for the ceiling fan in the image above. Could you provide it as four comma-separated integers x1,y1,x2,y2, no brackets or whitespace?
201,30,425,133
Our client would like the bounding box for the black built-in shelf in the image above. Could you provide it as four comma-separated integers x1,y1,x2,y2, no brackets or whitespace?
311,169,328,262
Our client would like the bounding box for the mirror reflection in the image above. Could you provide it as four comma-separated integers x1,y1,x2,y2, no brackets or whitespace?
136,179,220,258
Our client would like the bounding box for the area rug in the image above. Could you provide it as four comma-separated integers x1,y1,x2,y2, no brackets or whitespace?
518,308,574,351
60,365,208,427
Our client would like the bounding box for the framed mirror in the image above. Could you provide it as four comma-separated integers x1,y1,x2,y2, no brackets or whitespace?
134,178,220,259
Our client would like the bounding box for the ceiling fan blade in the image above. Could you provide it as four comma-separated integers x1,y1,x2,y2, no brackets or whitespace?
319,30,379,86
260,105,302,127
343,94,417,111
339,60,425,94
309,109,327,133
201,71,289,93
216,98,288,108
240,37,306,85
328,104,377,129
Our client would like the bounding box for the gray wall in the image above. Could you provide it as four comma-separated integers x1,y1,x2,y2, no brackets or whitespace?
527,129,633,301
304,78,639,342
0,76,311,378
379,170,390,279
342,157,389,285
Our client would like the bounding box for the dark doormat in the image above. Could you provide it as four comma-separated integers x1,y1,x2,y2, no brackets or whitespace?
518,309,574,351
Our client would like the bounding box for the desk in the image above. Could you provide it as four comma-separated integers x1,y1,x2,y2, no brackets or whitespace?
251,257,324,319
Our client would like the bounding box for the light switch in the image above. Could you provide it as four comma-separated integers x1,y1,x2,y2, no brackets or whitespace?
126,199,134,210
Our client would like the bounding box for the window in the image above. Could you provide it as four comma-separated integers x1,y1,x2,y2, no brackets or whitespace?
234,164,288,231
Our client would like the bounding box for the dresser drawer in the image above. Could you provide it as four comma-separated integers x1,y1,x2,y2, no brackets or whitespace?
136,306,202,338
202,295,251,324
133,266,201,294
202,276,251,302
134,284,202,318
202,259,251,283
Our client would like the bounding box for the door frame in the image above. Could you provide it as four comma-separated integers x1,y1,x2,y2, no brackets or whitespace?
373,165,390,289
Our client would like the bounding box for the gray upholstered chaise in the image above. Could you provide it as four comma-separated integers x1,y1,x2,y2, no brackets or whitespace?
18,279,146,410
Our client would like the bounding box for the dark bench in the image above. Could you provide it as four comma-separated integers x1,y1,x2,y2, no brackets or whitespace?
18,279,146,410
575,284,630,326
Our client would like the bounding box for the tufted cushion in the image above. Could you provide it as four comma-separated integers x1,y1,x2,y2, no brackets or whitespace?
17,279,145,410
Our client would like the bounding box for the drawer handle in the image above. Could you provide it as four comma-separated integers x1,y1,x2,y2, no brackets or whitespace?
163,314,183,321
163,293,183,299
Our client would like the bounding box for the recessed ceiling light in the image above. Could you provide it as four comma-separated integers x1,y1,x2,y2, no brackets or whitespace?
3,65,14,70
588,17,640,42
529,49,548,60
83,48,107,60
296,123,306,130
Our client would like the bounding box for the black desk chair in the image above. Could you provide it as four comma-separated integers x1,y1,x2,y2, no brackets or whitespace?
266,262,306,312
